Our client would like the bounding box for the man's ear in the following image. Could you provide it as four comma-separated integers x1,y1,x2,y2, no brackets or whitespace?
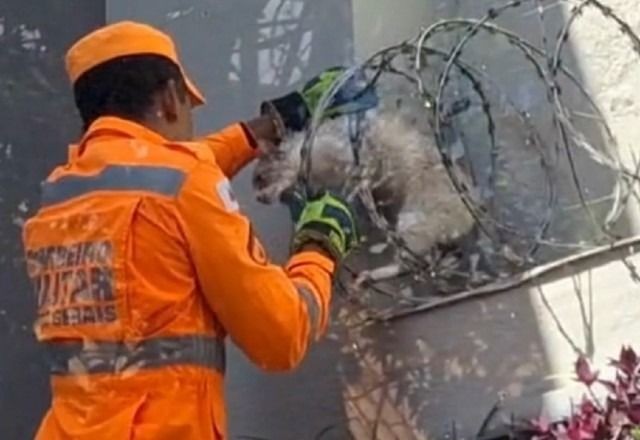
158,79,181,123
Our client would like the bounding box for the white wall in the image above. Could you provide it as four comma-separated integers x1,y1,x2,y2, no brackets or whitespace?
561,0,640,230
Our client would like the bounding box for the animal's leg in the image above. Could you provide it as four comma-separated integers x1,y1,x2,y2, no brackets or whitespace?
469,252,482,284
368,241,390,255
353,262,405,289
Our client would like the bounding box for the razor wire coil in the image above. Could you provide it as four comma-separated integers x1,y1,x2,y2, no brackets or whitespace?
294,0,640,312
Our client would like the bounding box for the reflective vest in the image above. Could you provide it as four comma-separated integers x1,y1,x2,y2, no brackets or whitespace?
23,117,335,440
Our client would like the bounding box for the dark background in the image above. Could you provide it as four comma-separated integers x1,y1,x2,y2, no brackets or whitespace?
0,1,105,438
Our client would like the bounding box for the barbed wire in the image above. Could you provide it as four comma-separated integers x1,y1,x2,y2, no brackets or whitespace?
293,0,640,317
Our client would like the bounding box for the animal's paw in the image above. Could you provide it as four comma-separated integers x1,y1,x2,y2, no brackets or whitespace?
468,253,493,286
351,270,373,291
253,179,291,204
353,263,404,288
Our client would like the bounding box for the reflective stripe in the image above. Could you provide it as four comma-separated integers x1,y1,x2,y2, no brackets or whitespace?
43,335,225,376
295,283,321,340
41,165,186,207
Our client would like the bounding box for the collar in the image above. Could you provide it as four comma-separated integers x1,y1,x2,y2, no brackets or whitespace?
69,116,168,162
83,116,168,145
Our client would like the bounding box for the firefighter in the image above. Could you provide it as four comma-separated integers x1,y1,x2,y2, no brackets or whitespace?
22,21,377,439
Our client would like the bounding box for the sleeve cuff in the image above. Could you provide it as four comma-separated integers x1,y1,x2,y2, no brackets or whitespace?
286,251,336,275
239,122,259,149
227,122,259,163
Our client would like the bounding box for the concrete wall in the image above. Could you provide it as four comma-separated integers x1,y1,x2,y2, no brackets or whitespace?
561,0,640,229
0,2,105,438
337,1,640,438
351,0,436,60
339,241,640,439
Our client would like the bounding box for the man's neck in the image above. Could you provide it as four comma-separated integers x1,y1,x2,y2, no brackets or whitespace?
140,116,176,141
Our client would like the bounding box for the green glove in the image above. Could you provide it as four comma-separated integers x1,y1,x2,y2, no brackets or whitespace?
291,191,358,261
299,67,346,119
261,66,379,132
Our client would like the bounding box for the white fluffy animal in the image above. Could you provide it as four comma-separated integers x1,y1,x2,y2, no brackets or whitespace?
252,111,478,286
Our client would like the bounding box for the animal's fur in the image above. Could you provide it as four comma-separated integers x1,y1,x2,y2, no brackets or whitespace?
253,112,477,286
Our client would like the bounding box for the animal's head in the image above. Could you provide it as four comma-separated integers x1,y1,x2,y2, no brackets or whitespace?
252,134,304,204
252,117,361,204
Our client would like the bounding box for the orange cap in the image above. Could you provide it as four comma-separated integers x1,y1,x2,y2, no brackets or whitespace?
65,21,206,106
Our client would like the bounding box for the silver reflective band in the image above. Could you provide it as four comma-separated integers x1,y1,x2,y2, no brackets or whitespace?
43,335,225,375
41,165,186,207
295,283,321,340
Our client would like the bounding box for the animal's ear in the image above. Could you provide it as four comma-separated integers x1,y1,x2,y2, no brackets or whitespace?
257,139,279,156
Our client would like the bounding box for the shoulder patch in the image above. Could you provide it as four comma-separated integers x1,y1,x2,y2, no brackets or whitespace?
216,179,239,212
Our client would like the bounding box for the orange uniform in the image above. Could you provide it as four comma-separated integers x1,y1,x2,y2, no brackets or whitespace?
22,116,335,439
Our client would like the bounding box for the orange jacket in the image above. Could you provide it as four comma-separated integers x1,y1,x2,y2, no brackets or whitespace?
22,116,335,440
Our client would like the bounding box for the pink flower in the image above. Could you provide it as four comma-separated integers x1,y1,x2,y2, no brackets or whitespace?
576,356,599,387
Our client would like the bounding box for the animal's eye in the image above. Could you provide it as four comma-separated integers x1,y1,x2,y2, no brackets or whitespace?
253,173,266,186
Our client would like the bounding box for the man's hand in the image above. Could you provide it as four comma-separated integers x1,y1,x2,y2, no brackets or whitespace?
290,191,358,262
261,66,379,133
